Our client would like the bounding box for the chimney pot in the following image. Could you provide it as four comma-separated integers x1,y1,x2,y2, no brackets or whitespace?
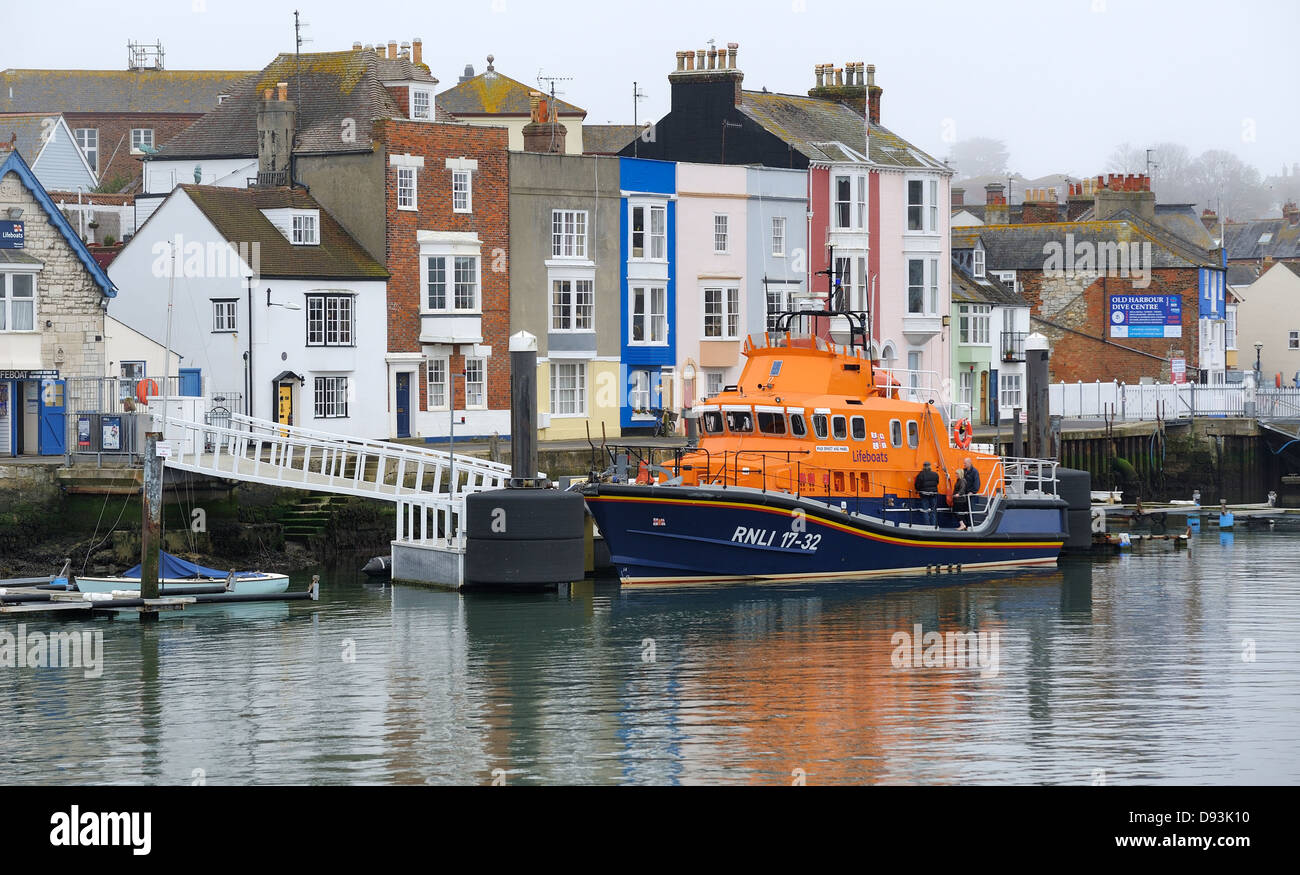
388,40,398,60
352,41,362,51
728,42,738,69
263,87,273,100
696,49,706,69
835,67,844,86
709,47,718,70
276,81,288,101
676,51,685,72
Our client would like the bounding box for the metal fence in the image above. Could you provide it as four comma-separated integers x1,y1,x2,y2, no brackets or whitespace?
63,376,240,461
1048,381,1300,421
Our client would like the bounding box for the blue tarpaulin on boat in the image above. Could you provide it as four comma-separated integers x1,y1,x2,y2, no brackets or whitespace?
122,552,260,579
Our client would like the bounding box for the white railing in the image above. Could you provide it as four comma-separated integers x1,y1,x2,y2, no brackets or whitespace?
1000,457,1060,498
875,368,963,424
1048,382,1300,421
395,498,467,549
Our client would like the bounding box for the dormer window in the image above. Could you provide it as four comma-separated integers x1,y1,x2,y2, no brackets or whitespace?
291,212,319,245
973,247,985,277
411,88,431,120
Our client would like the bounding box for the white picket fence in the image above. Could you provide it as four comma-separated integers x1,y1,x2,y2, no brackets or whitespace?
1049,382,1300,421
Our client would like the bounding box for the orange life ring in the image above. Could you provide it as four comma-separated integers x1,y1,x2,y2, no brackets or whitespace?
953,418,973,450
136,378,159,405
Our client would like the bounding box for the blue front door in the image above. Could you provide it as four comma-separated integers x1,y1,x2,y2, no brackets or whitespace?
38,378,66,455
396,372,410,438
178,368,202,396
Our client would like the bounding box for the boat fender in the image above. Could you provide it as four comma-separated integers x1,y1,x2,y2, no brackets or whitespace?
636,460,652,485
952,419,973,450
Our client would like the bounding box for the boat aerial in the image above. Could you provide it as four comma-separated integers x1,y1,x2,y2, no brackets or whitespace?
579,306,1068,585
74,551,289,595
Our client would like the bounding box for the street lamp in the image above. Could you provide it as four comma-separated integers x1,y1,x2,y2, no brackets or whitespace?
1254,342,1263,384
266,288,302,310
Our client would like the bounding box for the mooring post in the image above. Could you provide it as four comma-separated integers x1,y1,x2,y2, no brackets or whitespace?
1013,407,1024,458
509,331,538,486
140,430,163,616
1025,333,1051,459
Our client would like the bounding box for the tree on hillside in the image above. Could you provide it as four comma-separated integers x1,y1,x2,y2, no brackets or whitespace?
947,138,1010,178
1191,150,1271,220
1106,142,1147,175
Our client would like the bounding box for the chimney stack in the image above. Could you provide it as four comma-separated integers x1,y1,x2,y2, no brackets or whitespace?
951,187,965,207
1021,187,1059,224
866,64,881,125
388,40,398,60
1200,208,1218,233
257,80,296,181
808,59,867,117
1283,202,1300,226
522,90,566,153
1093,172,1156,223
413,38,423,66
984,183,1008,224
352,41,362,51
667,42,745,111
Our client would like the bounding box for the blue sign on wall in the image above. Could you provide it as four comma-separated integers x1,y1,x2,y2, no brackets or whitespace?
1110,295,1182,338
0,220,24,249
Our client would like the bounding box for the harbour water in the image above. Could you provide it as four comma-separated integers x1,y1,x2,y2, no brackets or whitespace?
2,525,1297,785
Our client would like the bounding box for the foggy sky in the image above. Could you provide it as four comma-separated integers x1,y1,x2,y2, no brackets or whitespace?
6,0,1297,179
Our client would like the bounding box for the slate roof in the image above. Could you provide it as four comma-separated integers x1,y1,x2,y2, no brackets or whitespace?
155,50,453,161
1222,218,1300,261
951,213,1219,271
0,113,56,164
736,91,947,169
583,124,641,155
438,68,585,117
0,69,253,114
175,184,388,279
953,203,1068,224
951,261,1028,308
1153,203,1215,249
0,149,116,296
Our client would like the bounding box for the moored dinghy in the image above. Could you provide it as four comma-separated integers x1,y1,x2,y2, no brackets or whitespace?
75,551,289,595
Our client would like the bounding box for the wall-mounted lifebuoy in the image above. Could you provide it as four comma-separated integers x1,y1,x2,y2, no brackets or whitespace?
952,418,973,450
135,378,159,405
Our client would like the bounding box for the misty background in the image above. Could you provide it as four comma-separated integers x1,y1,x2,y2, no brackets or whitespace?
7,0,1297,218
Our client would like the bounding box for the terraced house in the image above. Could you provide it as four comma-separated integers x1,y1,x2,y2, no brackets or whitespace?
626,45,952,390
144,42,512,440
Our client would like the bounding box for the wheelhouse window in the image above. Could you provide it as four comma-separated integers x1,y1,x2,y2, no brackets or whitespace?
211,298,237,333
831,415,848,440
552,279,594,331
850,416,866,440
314,376,348,418
790,413,807,437
811,413,829,440
726,409,754,433
630,203,666,260
552,210,588,258
889,419,903,447
757,411,786,435
907,420,919,448
306,294,354,346
701,410,724,433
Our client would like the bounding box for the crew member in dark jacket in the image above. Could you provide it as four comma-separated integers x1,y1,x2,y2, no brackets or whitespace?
914,461,940,525
956,457,980,529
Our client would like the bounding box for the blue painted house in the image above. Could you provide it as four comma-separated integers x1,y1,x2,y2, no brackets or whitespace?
619,157,677,431
0,148,116,455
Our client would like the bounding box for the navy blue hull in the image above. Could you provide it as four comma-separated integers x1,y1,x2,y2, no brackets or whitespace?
582,484,1067,585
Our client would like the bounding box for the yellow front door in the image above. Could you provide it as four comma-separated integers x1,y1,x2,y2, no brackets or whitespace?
277,383,293,432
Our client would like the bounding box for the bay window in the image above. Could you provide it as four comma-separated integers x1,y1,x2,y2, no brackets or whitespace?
551,278,594,331
630,286,667,344
631,203,666,260
425,255,479,311
704,287,739,339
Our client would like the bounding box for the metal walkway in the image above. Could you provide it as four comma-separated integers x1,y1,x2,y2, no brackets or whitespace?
161,414,520,548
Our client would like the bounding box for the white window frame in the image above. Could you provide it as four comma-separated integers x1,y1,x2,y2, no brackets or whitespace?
397,167,417,210
551,277,594,332
907,258,926,315
703,286,740,340
75,128,98,173
973,247,986,277
550,361,587,417
1225,305,1237,351
765,283,798,332
551,209,588,259
422,254,481,313
452,169,472,213
907,176,938,233
118,361,146,403
306,293,354,347
411,88,432,120
464,357,486,409
130,128,154,153
291,212,319,245
211,299,237,333
771,216,786,257
630,369,652,415
959,304,992,345
630,285,667,345
705,371,724,397
630,201,668,261
994,269,1016,292
958,371,973,407
713,213,729,254
1000,372,1023,410
1290,331,1299,350
314,376,349,419
427,357,449,410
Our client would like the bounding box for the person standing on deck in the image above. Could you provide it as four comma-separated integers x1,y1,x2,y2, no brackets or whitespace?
914,461,939,525
956,458,980,530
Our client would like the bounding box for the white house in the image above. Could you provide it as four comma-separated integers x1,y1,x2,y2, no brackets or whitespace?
107,184,389,438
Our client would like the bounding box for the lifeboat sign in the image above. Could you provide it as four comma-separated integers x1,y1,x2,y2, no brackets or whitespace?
815,445,849,453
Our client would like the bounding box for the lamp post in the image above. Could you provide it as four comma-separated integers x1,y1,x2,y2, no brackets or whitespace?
1254,341,1263,386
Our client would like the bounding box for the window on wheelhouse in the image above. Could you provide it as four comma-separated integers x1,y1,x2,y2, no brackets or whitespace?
890,419,903,447
812,413,829,440
757,411,786,435
790,413,807,437
726,410,754,433
832,415,848,440
850,416,866,440
701,410,724,434
907,420,919,448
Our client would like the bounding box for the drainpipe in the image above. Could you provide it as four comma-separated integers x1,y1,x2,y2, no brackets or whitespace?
246,277,254,418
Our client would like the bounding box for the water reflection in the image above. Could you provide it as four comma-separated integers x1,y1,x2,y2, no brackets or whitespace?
1,531,1298,785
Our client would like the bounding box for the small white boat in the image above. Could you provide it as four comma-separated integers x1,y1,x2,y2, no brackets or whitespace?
74,551,289,595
